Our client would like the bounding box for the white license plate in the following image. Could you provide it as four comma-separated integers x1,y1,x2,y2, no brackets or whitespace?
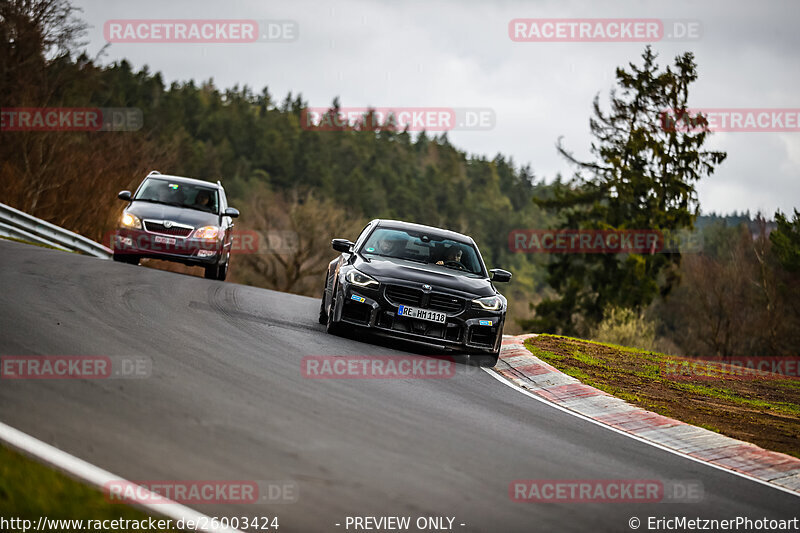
153,236,176,245
397,305,447,324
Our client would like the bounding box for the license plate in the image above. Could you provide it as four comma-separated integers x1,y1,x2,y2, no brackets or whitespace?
153,235,176,245
397,305,446,324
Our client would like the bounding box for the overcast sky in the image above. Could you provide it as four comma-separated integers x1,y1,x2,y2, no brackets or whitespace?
73,0,799,216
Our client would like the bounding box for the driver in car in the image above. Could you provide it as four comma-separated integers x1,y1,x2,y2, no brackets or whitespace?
436,246,463,266
377,237,401,256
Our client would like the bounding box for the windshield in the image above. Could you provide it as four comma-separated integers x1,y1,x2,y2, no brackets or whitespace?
134,178,219,213
361,227,486,277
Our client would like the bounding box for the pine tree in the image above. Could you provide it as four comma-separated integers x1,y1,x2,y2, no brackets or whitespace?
528,47,727,335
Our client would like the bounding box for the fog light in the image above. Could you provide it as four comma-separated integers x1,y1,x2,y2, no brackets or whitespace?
197,249,216,258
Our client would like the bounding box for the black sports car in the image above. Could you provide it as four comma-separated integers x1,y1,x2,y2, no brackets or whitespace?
320,219,512,366
112,171,239,280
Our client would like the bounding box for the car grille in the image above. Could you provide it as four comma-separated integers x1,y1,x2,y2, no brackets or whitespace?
429,293,463,313
385,285,421,306
144,221,193,237
384,285,465,314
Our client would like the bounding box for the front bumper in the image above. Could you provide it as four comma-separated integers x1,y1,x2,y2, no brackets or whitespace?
113,228,225,266
332,280,504,355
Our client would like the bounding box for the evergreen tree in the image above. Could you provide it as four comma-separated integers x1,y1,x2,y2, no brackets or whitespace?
528,47,727,335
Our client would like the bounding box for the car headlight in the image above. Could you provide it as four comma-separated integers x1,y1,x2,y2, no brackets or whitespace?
193,226,220,239
121,212,142,229
346,269,379,288
472,295,503,311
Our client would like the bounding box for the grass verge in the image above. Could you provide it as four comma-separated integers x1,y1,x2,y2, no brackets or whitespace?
0,235,69,251
0,444,175,531
523,334,800,459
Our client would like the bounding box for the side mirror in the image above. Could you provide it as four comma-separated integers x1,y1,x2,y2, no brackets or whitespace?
490,269,512,283
223,207,240,218
332,238,354,253
118,190,132,201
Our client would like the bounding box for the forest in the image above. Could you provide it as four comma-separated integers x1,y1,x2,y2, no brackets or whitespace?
2,0,798,357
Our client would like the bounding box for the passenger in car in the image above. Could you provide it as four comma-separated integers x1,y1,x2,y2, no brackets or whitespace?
157,184,185,204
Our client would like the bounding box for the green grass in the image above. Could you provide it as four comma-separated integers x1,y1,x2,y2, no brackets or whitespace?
0,235,66,251
0,444,175,531
531,334,800,415
523,334,800,458
670,381,800,416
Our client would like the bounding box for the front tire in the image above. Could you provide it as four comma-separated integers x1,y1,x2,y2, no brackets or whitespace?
325,281,346,335
319,277,329,325
113,252,139,265
469,352,499,367
204,252,229,281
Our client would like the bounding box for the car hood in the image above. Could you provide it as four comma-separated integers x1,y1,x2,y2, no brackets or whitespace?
126,201,219,228
354,255,496,297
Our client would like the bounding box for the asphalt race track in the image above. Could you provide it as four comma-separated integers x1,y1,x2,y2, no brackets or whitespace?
0,239,797,532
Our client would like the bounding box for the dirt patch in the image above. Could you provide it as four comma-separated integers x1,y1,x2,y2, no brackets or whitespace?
524,335,800,458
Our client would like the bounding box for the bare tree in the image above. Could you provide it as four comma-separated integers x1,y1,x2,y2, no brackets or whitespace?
231,187,366,295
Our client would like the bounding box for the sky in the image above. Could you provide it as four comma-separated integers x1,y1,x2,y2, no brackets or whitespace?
72,0,800,216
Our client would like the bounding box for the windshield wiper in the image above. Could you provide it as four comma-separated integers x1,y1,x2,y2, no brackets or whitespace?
133,198,184,207
181,204,215,213
364,252,427,265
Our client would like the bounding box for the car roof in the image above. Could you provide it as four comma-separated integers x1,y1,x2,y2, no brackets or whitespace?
372,219,475,243
143,172,222,189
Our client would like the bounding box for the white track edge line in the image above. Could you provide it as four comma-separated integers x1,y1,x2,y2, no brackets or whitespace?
0,421,245,533
481,366,800,499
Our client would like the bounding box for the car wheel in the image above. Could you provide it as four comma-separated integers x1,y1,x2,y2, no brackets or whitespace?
318,279,329,325
469,353,499,367
113,252,139,265
217,253,230,281
204,253,229,281
325,282,345,335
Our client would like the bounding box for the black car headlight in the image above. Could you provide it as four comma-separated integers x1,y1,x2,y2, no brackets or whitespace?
472,295,503,311
346,269,379,288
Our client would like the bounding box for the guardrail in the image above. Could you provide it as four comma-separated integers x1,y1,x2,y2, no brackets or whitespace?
0,202,112,259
